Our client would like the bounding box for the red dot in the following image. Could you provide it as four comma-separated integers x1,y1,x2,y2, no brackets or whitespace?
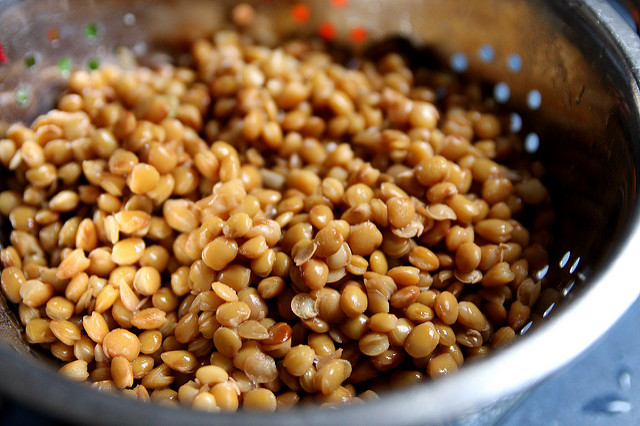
0,42,6,64
318,22,336,41
331,0,347,8
47,27,59,42
292,4,311,23
350,26,368,43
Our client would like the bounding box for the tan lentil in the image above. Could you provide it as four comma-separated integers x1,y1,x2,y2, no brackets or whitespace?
111,355,134,389
103,328,141,361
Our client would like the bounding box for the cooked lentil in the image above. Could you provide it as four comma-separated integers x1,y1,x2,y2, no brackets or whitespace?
0,19,553,411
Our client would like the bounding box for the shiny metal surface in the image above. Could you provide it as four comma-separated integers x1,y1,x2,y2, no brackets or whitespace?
0,0,640,424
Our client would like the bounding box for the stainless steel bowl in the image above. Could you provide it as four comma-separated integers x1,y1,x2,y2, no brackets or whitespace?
1,0,640,424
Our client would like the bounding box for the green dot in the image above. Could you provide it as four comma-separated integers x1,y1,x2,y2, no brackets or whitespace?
58,57,72,74
24,54,36,68
15,87,29,106
87,58,100,70
85,22,98,39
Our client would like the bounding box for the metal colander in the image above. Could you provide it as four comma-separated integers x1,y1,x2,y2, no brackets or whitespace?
1,0,640,425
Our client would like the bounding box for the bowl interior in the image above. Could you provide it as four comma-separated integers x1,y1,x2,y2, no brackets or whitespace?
1,0,640,424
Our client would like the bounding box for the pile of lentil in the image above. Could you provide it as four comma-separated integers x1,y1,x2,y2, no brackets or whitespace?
0,25,552,411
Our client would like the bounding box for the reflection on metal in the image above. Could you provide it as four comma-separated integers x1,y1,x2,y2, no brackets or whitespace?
527,89,542,110
449,52,468,73
478,44,495,62
536,264,549,280
494,81,511,103
562,279,576,297
510,112,522,133
570,258,581,274
123,12,136,26
524,133,540,153
507,53,523,72
520,320,533,335
543,302,556,318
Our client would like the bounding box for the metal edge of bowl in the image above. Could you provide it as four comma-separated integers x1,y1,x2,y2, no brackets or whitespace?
1,0,640,425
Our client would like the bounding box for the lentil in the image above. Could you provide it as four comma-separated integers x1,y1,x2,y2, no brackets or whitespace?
111,355,134,389
59,360,90,382
83,311,110,344
243,388,277,412
103,329,141,361
0,26,552,410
